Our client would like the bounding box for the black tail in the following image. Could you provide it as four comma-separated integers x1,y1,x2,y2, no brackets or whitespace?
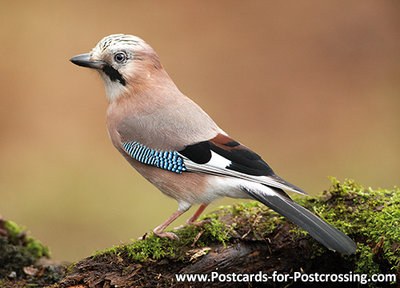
242,186,357,255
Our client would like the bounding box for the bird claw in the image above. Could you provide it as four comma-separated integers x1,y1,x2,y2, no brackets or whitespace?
173,225,186,231
173,219,211,231
138,230,180,242
154,231,180,242
193,219,211,226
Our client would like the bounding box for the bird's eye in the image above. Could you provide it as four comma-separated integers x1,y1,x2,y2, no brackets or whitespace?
114,52,127,63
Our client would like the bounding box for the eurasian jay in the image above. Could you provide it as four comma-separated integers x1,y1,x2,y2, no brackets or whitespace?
70,34,357,254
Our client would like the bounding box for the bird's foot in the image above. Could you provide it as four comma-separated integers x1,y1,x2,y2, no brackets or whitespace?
192,219,211,227
173,225,185,230
173,219,211,231
153,230,180,241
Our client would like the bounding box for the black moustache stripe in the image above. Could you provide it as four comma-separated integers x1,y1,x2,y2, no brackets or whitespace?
102,65,126,86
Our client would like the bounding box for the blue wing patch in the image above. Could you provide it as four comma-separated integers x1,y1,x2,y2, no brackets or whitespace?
122,141,187,174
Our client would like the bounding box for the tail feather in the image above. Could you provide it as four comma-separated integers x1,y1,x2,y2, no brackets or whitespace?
242,186,357,255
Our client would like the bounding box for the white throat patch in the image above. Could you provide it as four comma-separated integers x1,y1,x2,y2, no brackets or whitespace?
99,71,128,102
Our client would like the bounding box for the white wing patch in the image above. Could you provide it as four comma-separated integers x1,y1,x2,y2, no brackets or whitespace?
207,151,232,168
179,151,307,195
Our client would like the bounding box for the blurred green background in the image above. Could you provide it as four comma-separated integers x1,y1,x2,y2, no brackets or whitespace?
1,1,399,262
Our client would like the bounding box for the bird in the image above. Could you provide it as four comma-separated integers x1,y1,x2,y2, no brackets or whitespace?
70,34,357,255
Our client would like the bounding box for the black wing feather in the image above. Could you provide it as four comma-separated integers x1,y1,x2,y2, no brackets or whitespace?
178,134,275,176
209,143,275,176
179,141,211,164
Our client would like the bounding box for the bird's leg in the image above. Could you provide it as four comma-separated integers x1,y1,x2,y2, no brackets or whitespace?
174,204,210,230
186,204,209,225
150,210,185,241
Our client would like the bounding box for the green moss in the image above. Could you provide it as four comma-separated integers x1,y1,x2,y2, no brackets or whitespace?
95,201,287,263
95,218,231,262
294,178,400,278
4,220,49,259
0,220,50,280
354,243,380,275
94,178,399,282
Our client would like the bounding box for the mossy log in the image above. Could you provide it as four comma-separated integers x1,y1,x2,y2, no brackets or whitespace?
1,179,399,287
0,218,64,287
58,179,399,288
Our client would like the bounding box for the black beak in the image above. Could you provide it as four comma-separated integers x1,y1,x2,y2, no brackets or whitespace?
70,53,106,69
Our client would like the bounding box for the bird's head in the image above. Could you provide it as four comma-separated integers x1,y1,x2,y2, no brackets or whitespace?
70,34,162,102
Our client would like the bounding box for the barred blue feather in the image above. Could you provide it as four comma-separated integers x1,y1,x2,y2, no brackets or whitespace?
122,141,187,174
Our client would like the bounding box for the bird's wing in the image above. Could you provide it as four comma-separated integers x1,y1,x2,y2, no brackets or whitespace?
121,132,307,195
178,133,307,195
